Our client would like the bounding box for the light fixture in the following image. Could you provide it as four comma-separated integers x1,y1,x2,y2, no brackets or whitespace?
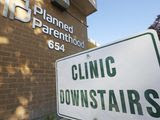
51,0,70,10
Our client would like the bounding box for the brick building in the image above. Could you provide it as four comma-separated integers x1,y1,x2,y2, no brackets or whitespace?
0,0,97,119
88,38,100,48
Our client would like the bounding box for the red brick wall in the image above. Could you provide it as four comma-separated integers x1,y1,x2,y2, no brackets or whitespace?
0,0,88,119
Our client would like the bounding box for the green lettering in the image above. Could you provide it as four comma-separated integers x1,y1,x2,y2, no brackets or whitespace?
90,90,97,109
109,90,120,112
127,90,143,115
81,90,89,107
99,59,105,77
78,64,85,80
71,90,79,106
85,62,89,79
72,65,77,80
60,90,64,104
97,90,106,110
105,56,116,77
120,90,127,113
145,89,160,118
65,89,70,105
89,60,99,79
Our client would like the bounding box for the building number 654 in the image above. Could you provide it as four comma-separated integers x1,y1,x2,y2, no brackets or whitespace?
48,40,65,52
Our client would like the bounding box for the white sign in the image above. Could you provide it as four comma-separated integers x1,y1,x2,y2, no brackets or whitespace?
56,30,160,120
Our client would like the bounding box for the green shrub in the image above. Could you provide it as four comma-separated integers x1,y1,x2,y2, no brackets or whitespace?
44,113,56,120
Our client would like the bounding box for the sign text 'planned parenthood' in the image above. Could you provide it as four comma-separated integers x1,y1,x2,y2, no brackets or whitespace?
56,30,160,120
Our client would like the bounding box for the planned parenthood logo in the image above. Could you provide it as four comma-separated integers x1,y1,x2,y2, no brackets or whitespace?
0,0,31,22
0,0,85,49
